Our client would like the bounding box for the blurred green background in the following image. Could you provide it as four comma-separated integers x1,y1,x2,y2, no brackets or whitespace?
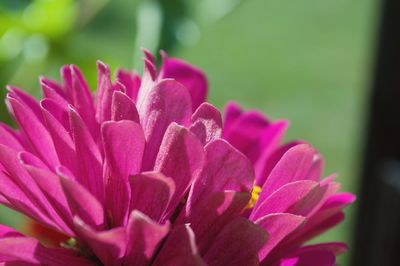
0,0,377,264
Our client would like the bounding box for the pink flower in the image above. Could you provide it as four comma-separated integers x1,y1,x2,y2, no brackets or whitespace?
0,50,354,266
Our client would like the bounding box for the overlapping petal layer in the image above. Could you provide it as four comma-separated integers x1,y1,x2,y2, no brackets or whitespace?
0,50,353,266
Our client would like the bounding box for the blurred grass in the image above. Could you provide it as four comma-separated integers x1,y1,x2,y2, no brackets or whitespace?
0,0,377,265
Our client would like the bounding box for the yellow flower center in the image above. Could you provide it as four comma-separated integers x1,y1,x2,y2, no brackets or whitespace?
246,185,261,209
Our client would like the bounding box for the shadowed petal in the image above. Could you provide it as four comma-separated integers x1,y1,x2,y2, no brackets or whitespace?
124,211,170,265
279,249,336,266
73,217,126,266
0,236,93,265
203,217,267,266
180,191,250,254
153,224,206,266
255,213,305,260
189,139,254,207
154,123,204,218
129,172,175,222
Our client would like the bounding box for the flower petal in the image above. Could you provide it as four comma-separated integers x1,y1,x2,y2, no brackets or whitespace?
139,79,192,170
190,102,222,145
258,144,319,203
279,248,336,266
154,123,204,217
124,210,170,265
111,91,140,122
22,164,74,236
203,217,268,266
62,65,97,138
59,172,104,230
255,213,305,260
0,123,24,151
180,191,250,254
95,61,115,123
69,106,104,203
129,172,175,222
251,180,319,221
6,95,59,169
73,217,126,266
153,224,206,266
102,120,145,226
189,139,254,207
116,69,141,101
0,236,92,265
41,101,77,174
160,52,208,110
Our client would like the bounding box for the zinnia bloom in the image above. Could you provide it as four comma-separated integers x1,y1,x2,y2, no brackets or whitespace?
0,50,354,265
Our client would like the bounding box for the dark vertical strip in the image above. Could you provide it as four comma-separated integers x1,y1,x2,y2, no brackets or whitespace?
352,0,400,265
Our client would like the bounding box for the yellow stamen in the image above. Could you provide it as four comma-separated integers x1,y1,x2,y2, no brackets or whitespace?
246,185,261,209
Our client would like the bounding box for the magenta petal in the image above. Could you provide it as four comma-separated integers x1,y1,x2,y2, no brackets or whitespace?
0,168,49,225
258,144,318,203
181,191,250,254
153,224,206,266
102,120,145,226
256,213,306,260
111,91,140,122
59,173,104,230
7,95,60,169
223,101,243,133
251,180,319,221
296,242,348,256
0,236,93,265
0,225,24,237
40,76,67,101
69,106,104,203
7,86,44,123
73,217,126,266
23,164,74,236
190,102,222,145
154,123,204,217
125,210,170,265
0,145,59,229
139,79,193,170
160,53,208,110
129,172,175,222
0,123,24,151
255,141,301,186
62,65,98,139
203,217,267,266
95,61,115,123
223,110,270,163
189,139,254,206
41,98,70,131
280,249,336,266
116,69,141,101
41,101,77,174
